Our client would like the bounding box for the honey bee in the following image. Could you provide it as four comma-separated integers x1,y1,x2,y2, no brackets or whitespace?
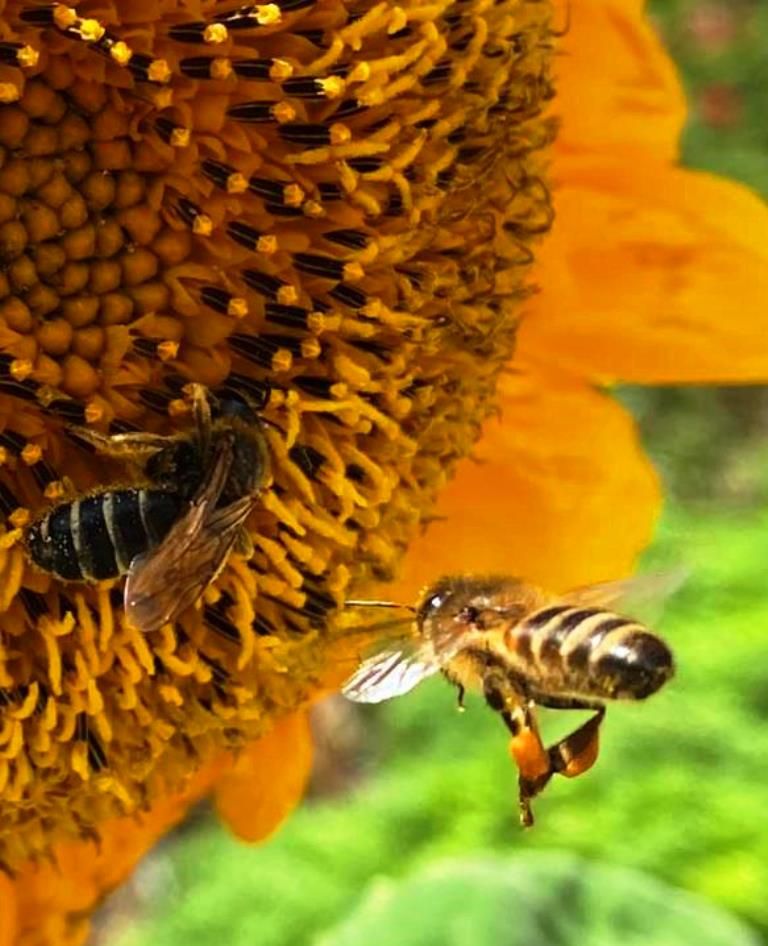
343,573,678,826
25,384,270,633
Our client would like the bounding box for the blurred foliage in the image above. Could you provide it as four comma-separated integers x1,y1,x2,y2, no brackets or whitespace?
618,385,768,506
317,855,760,946
628,1,768,509
116,508,768,946
650,0,768,198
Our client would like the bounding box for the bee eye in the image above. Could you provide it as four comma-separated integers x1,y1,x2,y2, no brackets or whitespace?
459,606,481,625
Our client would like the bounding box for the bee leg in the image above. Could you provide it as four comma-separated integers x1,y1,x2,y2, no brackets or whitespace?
233,526,254,559
546,707,606,780
456,684,466,712
187,383,213,455
483,670,549,827
68,427,171,460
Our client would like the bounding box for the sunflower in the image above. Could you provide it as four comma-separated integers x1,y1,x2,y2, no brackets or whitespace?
0,0,553,871
1,0,767,942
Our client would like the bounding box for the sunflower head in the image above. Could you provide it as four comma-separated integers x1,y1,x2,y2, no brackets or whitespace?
0,0,555,866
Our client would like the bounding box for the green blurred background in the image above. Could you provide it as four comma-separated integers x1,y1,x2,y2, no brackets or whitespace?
102,3,768,944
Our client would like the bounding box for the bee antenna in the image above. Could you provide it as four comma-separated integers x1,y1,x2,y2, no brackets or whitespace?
345,599,417,614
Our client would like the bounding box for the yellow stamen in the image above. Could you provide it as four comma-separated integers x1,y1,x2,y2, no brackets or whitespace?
256,4,281,25
10,359,32,381
157,340,180,360
53,5,78,29
170,127,191,148
212,57,233,80
79,18,106,42
192,214,213,236
272,101,297,124
148,59,171,84
270,58,294,81
8,508,29,529
110,41,133,65
283,184,304,207
0,83,20,103
21,444,42,465
17,44,39,68
319,76,346,99
84,402,105,424
257,235,277,255
226,173,248,194
203,23,228,44
227,298,248,318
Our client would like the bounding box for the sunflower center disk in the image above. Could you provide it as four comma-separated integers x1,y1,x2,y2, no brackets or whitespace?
0,0,555,864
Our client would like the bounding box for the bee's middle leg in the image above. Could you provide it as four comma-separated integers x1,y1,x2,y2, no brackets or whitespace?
482,668,549,826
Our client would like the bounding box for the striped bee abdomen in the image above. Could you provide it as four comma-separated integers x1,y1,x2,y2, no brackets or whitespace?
510,604,674,701
26,489,185,582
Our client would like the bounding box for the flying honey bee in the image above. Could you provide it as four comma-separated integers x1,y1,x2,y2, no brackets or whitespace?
342,573,678,826
25,384,270,633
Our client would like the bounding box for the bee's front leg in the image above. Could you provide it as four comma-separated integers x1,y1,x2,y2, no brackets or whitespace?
482,667,550,827
186,383,213,455
68,427,171,460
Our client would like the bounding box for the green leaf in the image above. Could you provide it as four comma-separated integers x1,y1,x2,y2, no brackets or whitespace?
316,853,759,946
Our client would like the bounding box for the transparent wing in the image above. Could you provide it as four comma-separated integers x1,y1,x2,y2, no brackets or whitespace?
341,611,475,704
342,639,442,704
561,568,689,622
125,435,253,633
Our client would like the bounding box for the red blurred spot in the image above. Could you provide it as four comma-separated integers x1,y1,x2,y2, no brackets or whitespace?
686,2,737,54
697,83,744,129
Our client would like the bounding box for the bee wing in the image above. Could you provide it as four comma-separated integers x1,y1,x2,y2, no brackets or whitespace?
561,568,689,621
125,434,253,633
342,637,443,703
341,613,473,704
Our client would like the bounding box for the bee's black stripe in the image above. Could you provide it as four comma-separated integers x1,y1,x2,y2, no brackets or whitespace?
537,608,605,665
567,616,632,671
140,490,186,547
39,505,83,580
75,496,118,580
109,490,150,572
522,604,571,630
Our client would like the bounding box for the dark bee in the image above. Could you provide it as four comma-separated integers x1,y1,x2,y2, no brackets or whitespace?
343,573,677,826
25,385,270,632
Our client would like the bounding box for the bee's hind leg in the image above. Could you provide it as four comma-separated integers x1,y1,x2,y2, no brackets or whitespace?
544,706,606,781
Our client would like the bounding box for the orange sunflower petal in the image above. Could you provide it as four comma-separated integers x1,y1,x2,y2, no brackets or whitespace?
553,0,686,162
0,875,16,946
523,162,768,384
394,366,660,600
3,724,311,946
8,762,226,946
214,713,313,844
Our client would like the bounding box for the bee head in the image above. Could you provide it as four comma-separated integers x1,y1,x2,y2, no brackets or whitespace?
212,392,261,425
416,575,527,633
